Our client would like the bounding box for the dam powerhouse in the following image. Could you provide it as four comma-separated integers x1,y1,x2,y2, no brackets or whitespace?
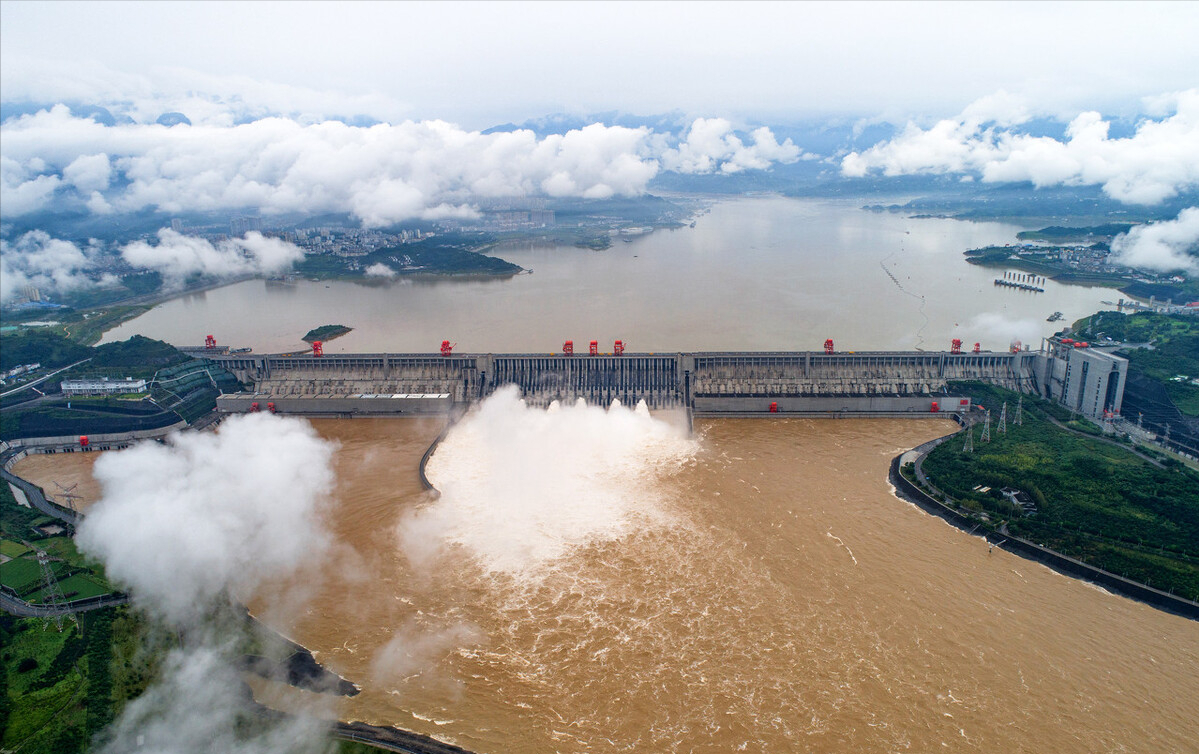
203,336,1127,423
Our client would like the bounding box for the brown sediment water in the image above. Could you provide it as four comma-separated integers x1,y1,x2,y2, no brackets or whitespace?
11,451,104,512
18,416,1199,752
265,415,1199,754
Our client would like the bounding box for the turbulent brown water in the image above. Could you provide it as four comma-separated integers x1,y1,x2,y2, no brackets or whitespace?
17,417,1199,752
266,416,1198,753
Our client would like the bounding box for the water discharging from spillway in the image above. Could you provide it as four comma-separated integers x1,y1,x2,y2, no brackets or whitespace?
21,404,1199,752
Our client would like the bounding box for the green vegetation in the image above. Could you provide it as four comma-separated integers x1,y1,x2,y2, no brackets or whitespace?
1016,223,1134,242
0,481,114,604
965,245,1199,300
0,332,91,372
303,324,352,343
1074,311,1199,416
363,239,523,276
0,605,178,753
964,244,1127,285
920,382,1199,600
296,233,523,280
52,306,151,346
0,334,237,439
574,235,613,250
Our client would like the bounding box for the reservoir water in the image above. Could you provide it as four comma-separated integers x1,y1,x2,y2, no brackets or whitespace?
99,197,1118,354
22,413,1199,753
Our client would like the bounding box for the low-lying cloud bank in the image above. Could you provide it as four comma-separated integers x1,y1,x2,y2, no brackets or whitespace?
0,228,304,303
77,412,337,624
0,229,116,303
0,107,801,227
842,90,1199,204
1110,207,1199,275
121,229,304,288
75,413,343,753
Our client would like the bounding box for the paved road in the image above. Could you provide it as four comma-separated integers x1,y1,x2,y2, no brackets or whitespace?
0,359,91,398
1,591,128,617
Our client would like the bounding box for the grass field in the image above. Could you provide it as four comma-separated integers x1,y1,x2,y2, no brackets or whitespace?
923,381,1199,600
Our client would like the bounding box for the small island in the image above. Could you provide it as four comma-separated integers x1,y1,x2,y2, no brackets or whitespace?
302,324,352,343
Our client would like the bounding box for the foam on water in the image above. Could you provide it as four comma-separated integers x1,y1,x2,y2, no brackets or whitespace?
407,386,697,578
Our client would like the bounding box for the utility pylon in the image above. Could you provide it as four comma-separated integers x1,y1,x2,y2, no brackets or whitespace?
1015,396,1023,426
981,410,992,443
963,423,974,453
36,551,75,631
998,402,1008,434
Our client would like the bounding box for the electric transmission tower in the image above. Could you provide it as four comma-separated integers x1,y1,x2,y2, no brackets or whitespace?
963,423,974,453
52,481,82,514
36,551,75,631
998,402,1007,434
981,410,992,443
1015,396,1023,426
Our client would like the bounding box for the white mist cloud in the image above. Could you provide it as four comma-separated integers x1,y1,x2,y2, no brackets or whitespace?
965,312,1044,351
364,263,397,278
0,107,799,226
0,230,116,303
120,229,304,287
404,387,695,578
1110,207,1199,275
76,413,337,624
842,89,1199,204
95,645,331,754
372,618,482,688
661,118,803,174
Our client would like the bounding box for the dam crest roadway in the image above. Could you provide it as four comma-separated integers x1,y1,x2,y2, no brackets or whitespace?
205,348,1058,420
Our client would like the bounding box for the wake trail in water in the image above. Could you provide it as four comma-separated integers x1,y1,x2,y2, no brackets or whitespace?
880,242,929,350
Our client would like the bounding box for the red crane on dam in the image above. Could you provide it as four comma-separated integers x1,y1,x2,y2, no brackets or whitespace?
311,340,323,357
973,342,981,354
441,340,455,357
205,334,217,349
614,340,625,356
951,339,962,354
589,340,598,356
824,339,835,355
563,340,574,356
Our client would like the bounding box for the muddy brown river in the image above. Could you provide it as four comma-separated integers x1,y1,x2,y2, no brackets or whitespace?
14,414,1199,753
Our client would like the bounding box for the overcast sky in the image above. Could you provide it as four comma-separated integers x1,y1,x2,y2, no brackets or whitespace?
3,1,1197,127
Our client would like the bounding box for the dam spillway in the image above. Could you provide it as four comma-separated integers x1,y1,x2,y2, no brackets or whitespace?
210,350,1040,418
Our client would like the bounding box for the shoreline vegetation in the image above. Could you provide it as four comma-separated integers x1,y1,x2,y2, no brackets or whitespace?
909,381,1199,605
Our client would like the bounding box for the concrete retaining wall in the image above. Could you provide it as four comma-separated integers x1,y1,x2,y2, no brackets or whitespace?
694,395,970,416
217,394,452,416
4,421,187,449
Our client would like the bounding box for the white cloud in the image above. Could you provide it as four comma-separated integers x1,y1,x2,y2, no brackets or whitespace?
0,108,799,226
661,118,802,174
964,312,1044,351
1110,207,1199,274
62,152,111,192
0,155,62,216
120,229,304,287
0,230,115,303
842,90,1199,204
76,413,337,624
364,263,397,278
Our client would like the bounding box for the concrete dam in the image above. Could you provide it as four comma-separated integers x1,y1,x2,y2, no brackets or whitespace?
210,350,1042,419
